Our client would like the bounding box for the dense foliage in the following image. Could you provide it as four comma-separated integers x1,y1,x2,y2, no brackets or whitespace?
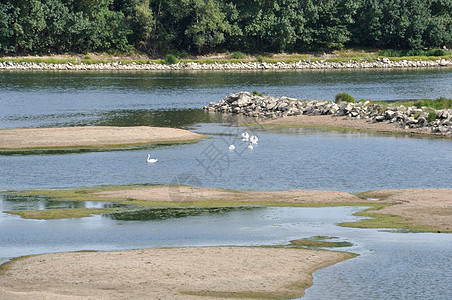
1,0,451,55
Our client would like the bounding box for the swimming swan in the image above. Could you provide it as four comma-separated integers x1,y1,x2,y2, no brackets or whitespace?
229,145,235,151
248,142,254,150
242,132,249,141
250,135,258,144
147,154,158,163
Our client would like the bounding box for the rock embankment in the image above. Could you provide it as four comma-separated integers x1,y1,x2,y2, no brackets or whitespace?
204,92,452,136
0,58,450,70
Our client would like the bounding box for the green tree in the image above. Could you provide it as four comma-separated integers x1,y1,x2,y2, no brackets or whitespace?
424,0,452,48
300,0,358,50
351,0,383,47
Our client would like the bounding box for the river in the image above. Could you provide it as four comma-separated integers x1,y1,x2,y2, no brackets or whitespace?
1,68,452,299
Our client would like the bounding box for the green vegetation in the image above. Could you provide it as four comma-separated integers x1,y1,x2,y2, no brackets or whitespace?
5,208,116,220
335,93,355,103
378,49,447,57
427,111,438,122
230,51,246,59
252,90,263,96
6,186,452,233
377,97,452,110
0,1,450,56
339,205,452,233
290,236,353,249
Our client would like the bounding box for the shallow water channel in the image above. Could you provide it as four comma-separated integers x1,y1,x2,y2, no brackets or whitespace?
1,69,452,299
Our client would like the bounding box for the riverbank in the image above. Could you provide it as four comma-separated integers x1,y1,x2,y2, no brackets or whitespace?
0,246,354,299
0,56,450,71
0,126,205,151
349,189,452,233
205,92,452,137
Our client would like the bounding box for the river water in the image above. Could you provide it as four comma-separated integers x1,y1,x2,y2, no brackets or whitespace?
1,68,452,299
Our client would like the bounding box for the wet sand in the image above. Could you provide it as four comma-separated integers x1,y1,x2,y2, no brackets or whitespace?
0,126,205,150
0,247,354,299
263,115,434,136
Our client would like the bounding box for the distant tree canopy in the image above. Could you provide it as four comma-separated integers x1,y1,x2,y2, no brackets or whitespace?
0,0,451,55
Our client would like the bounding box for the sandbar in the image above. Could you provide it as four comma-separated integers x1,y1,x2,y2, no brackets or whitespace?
94,185,364,205
0,126,205,150
0,246,354,299
359,188,452,232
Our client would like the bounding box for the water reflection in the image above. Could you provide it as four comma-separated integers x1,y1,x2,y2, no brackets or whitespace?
0,192,119,211
108,206,258,221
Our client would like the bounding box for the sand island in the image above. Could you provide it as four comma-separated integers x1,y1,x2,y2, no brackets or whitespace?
0,126,206,151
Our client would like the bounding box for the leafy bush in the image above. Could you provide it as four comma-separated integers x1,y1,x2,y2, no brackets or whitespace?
335,93,355,103
231,51,246,59
427,111,437,122
252,90,263,96
165,54,178,65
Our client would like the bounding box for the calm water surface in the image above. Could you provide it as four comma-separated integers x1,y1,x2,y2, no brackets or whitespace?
1,69,452,299
1,68,451,128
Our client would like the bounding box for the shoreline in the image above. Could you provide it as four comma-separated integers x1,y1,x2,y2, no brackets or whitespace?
0,246,355,299
0,126,206,151
1,58,451,71
261,114,448,138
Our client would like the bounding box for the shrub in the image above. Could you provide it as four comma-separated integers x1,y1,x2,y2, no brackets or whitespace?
335,93,355,103
427,111,437,122
231,51,246,59
252,90,263,96
165,54,178,65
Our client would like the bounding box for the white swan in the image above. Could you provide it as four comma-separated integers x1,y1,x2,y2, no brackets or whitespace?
242,131,249,141
147,154,158,163
248,142,253,150
229,145,235,151
250,135,258,144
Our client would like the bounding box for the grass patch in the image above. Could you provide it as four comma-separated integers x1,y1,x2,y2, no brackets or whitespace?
380,97,452,110
290,236,353,249
5,208,116,220
2,49,450,67
339,205,452,233
378,48,450,57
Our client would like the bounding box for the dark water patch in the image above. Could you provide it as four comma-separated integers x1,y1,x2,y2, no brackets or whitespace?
107,206,260,221
0,192,120,211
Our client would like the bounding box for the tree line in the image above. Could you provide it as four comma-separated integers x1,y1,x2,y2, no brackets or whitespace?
1,0,451,56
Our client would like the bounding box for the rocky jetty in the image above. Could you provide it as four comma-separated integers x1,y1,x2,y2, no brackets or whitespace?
204,92,452,136
0,58,450,71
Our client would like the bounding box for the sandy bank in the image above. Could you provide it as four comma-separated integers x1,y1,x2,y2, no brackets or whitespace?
0,126,205,150
263,115,437,136
0,246,354,299
94,185,364,205
360,188,452,232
